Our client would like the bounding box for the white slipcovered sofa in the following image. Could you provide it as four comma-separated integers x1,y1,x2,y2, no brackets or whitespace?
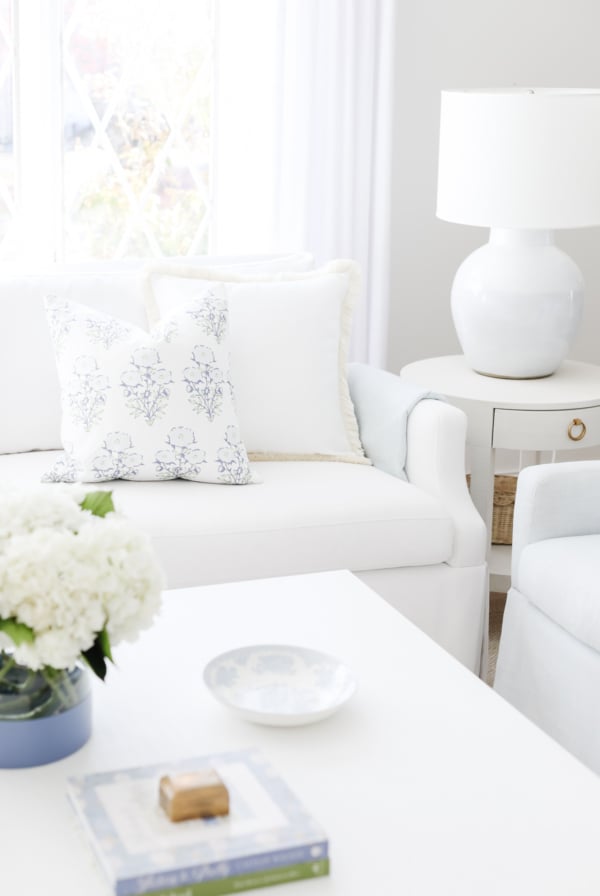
0,255,488,674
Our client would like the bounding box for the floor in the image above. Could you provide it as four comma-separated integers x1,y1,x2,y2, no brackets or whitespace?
487,591,508,686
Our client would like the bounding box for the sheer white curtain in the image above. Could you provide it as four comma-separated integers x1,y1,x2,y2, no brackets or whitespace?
212,0,396,365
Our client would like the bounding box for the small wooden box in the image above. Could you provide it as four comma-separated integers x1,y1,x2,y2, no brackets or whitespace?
159,769,229,822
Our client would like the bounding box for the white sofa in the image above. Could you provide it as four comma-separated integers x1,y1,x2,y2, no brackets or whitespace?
0,257,488,674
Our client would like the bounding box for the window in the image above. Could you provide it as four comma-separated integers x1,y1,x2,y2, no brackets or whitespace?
0,0,214,262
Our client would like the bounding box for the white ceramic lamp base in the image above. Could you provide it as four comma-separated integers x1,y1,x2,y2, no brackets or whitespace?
451,229,584,379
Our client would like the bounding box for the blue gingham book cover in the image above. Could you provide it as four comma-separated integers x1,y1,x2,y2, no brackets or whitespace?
67,748,328,896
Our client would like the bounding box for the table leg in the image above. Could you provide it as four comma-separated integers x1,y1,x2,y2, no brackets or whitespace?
519,449,543,469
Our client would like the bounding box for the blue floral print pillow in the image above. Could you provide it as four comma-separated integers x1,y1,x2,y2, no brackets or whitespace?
43,287,255,484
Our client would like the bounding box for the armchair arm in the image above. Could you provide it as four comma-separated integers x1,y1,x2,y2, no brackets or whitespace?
406,399,487,568
511,461,600,588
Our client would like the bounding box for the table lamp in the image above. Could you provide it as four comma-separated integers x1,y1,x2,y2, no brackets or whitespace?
436,88,600,379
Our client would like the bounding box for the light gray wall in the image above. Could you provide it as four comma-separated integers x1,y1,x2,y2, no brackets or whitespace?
387,0,600,374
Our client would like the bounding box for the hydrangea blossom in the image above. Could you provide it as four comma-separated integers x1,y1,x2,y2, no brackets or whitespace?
0,485,164,673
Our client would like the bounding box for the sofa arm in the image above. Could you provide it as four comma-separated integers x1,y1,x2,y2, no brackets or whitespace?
406,399,487,568
347,362,440,479
511,460,600,588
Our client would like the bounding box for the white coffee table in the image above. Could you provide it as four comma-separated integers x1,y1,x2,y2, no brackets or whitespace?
3,570,600,895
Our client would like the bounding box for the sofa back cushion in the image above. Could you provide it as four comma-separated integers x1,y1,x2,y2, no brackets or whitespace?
1,270,144,454
0,254,313,454
145,260,367,463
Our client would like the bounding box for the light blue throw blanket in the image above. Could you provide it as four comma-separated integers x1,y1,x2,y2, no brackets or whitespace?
347,363,443,481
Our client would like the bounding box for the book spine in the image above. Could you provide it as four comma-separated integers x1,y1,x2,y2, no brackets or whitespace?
138,859,329,896
118,842,329,896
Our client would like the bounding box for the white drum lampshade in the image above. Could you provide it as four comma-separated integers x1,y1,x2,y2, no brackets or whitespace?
436,88,600,379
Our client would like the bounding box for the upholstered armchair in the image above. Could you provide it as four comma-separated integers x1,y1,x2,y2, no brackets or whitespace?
494,460,600,773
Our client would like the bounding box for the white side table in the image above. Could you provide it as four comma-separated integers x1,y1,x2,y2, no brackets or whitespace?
400,355,600,584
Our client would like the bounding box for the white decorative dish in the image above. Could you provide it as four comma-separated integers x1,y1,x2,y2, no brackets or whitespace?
203,644,357,726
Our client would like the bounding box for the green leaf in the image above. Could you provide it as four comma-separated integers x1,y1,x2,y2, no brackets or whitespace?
81,627,114,681
80,491,115,518
82,638,108,681
98,627,113,663
0,617,35,645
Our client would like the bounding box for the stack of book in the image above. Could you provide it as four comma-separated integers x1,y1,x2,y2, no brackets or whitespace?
67,747,329,895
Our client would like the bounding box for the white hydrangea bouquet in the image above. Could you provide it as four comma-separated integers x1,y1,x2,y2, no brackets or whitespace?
0,485,164,683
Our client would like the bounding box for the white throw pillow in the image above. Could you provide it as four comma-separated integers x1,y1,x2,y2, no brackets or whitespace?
0,252,313,455
144,260,367,463
43,290,254,484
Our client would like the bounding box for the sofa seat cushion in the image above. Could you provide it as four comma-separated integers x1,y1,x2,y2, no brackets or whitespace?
518,534,600,652
0,451,455,587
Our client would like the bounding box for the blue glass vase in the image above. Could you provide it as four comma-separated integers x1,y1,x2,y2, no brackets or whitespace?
0,650,92,768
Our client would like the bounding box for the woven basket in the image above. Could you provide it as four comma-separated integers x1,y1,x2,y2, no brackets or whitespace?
467,473,517,545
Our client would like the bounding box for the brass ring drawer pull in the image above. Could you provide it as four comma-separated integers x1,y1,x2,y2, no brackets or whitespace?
568,418,587,441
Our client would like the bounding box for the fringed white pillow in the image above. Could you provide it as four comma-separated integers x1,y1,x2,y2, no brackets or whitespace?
144,260,368,464
43,289,255,484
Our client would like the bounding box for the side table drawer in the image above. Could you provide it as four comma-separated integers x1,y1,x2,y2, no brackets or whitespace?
493,405,600,450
